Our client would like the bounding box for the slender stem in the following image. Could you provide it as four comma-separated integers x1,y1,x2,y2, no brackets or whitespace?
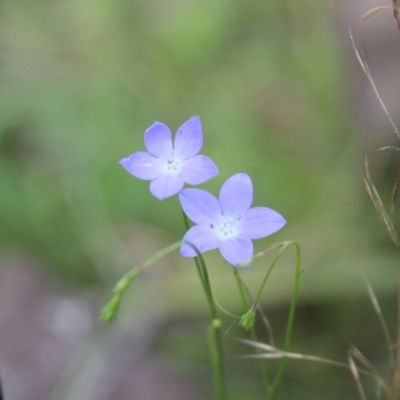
253,241,294,308
101,241,181,323
235,241,301,398
233,268,270,396
196,246,226,400
182,210,226,400
270,241,302,398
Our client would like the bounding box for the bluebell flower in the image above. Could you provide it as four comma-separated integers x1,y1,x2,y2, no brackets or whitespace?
120,116,219,200
179,173,286,268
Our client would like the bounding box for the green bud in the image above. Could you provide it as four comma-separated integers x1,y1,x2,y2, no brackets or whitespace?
114,277,131,294
100,295,120,323
212,318,222,329
239,309,256,331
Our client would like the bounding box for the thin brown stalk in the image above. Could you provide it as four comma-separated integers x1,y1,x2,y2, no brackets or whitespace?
348,355,368,400
348,346,383,377
350,30,399,136
362,6,394,20
362,271,394,369
361,0,400,29
352,26,400,400
362,153,400,248
348,345,393,398
242,338,395,397
241,340,384,380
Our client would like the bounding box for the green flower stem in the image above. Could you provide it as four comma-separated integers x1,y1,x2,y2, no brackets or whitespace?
237,240,301,398
182,211,226,400
233,268,271,396
207,319,225,400
262,241,302,398
101,241,181,323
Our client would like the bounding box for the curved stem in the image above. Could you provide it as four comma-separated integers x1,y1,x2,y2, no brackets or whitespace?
269,241,302,398
253,241,296,308
101,241,181,323
234,268,270,396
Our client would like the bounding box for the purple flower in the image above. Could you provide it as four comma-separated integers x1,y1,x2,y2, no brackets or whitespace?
119,116,219,200
179,173,286,268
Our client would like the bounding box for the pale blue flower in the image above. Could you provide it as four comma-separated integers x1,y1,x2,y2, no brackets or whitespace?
179,173,286,267
120,116,219,200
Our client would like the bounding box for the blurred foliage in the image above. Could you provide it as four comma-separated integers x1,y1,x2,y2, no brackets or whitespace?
0,0,361,283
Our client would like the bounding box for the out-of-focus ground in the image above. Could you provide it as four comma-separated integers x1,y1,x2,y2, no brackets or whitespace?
1,1,400,399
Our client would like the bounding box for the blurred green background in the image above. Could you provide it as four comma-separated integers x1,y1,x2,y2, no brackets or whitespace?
1,0,400,399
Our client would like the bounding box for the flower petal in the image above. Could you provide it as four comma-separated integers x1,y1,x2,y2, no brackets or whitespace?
180,155,219,185
240,207,286,239
220,173,252,218
180,225,221,257
179,189,221,225
174,116,203,159
119,152,162,180
149,174,184,200
219,237,253,267
144,122,173,157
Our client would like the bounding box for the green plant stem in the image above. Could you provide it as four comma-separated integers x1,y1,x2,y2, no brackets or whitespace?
101,241,181,323
240,240,301,398
234,268,270,396
182,211,226,400
268,241,302,398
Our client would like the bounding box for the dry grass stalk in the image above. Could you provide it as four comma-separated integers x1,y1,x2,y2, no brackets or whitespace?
362,153,400,247
348,355,368,400
362,2,400,30
362,271,394,369
240,340,393,396
242,340,369,375
352,23,400,399
352,15,400,210
362,6,396,20
350,31,399,136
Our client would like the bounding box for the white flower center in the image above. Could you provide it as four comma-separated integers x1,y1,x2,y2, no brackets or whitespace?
215,216,240,240
161,153,183,174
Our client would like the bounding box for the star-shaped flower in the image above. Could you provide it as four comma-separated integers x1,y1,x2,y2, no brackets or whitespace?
119,116,219,200
179,173,286,268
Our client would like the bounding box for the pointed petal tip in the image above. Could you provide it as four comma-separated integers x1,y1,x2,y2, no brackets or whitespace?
145,120,169,131
220,237,253,268
144,122,173,157
276,214,287,229
152,192,165,201
188,115,200,123
174,117,203,158
119,157,129,167
220,173,253,217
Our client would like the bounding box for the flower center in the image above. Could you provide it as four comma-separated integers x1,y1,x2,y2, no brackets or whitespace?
216,217,239,240
162,153,182,174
